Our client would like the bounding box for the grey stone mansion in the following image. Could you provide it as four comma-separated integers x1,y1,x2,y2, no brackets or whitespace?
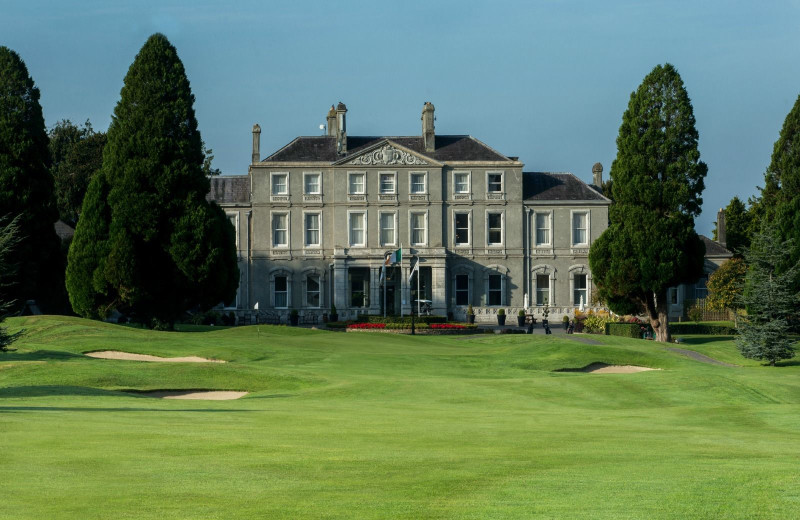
207,102,611,322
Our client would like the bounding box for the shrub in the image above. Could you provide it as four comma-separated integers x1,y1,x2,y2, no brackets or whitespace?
670,323,737,335
347,323,386,329
687,305,704,323
467,305,474,315
359,315,447,325
497,309,505,316
518,309,525,317
605,323,652,338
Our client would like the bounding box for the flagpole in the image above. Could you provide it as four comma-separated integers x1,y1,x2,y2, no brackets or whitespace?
417,259,421,316
400,244,404,318
383,256,387,318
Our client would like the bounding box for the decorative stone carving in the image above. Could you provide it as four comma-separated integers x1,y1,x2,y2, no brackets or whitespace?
349,144,428,166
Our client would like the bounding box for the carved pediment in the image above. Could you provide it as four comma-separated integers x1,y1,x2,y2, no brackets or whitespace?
347,143,429,166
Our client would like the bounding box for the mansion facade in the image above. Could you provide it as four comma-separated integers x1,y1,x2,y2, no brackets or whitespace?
208,102,611,322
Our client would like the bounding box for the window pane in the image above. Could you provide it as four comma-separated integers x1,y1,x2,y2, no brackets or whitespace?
488,173,502,192
536,274,549,305
488,274,502,305
380,213,395,245
272,175,287,194
573,213,587,244
411,213,425,244
307,275,320,307
454,173,469,193
275,276,287,308
273,214,287,246
455,213,469,245
305,214,319,245
304,174,320,193
380,174,394,194
349,174,364,194
573,274,587,305
488,213,502,245
411,173,425,193
350,213,364,245
535,213,549,245
455,274,469,306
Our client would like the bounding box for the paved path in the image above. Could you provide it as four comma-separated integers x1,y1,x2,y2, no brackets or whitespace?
667,347,738,367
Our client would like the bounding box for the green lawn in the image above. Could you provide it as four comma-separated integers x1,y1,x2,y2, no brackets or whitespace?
1,316,799,519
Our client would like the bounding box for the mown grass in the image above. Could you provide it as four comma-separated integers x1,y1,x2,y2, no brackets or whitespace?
1,316,799,519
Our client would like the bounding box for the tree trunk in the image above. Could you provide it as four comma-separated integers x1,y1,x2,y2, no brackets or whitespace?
645,291,671,343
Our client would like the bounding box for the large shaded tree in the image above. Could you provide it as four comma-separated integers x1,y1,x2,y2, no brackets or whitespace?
759,92,800,289
0,47,63,312
66,34,238,326
49,119,106,227
589,63,707,342
712,196,754,257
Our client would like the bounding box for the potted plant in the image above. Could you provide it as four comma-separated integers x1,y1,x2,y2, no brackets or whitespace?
517,309,526,327
562,314,570,330
329,304,338,323
289,309,299,326
466,304,475,324
496,308,506,326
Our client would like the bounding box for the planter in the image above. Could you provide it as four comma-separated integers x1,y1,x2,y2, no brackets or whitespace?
517,316,526,327
329,313,338,323
289,314,299,326
467,314,475,324
497,315,506,326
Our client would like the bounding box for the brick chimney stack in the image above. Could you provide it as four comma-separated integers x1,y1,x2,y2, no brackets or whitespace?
326,105,337,137
592,162,603,187
336,102,347,155
717,208,726,248
422,102,435,153
251,124,261,164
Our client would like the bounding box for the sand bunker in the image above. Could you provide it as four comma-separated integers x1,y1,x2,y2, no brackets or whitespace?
135,390,248,400
86,350,224,363
559,362,658,374
582,362,657,374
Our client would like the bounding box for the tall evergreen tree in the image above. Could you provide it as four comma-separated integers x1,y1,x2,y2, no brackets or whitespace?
736,226,799,365
66,34,238,325
0,46,63,312
589,64,707,342
759,92,800,285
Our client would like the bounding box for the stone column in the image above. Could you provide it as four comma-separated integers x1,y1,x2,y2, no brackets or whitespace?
334,261,348,314
369,266,381,313
431,264,447,316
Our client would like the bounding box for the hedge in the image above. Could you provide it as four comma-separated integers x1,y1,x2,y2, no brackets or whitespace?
605,323,644,338
670,323,737,335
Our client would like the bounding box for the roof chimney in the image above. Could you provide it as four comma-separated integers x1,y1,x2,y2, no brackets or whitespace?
717,208,726,248
592,162,603,187
252,124,261,164
336,102,347,155
326,105,337,137
422,102,435,153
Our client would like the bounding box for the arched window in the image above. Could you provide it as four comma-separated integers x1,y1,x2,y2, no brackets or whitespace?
531,264,556,306
269,268,293,309
301,267,325,308
450,264,474,307
484,264,509,306
569,264,591,307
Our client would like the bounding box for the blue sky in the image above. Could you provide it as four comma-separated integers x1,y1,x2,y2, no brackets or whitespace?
4,0,800,236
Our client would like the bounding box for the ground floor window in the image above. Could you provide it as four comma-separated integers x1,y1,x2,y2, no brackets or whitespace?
536,274,549,305
573,274,587,306
349,268,370,308
306,275,320,307
455,274,469,306
488,274,502,306
274,276,288,308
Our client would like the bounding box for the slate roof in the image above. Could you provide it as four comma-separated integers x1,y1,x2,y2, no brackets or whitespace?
523,172,610,202
262,135,512,163
207,175,250,204
700,235,733,258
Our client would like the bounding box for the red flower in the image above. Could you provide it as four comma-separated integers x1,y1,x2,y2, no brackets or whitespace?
430,323,466,329
346,323,386,329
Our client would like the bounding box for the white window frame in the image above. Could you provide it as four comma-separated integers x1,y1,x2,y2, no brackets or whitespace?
272,273,290,309
535,273,551,306
379,172,396,194
379,211,397,246
270,172,289,195
453,171,471,194
454,211,471,247
348,172,366,195
486,171,504,194
568,265,591,308
303,172,321,194
409,210,428,246
486,210,504,246
348,210,367,247
303,211,321,247
571,210,590,246
534,211,552,247
271,211,289,248
409,171,428,195
487,273,504,306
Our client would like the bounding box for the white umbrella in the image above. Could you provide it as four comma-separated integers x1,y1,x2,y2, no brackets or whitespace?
579,295,585,312
523,293,529,310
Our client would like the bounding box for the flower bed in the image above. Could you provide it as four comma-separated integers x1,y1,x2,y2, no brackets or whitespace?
346,323,386,330
344,321,477,334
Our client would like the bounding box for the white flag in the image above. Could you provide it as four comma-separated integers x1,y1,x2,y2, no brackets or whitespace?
254,302,259,310
408,257,419,284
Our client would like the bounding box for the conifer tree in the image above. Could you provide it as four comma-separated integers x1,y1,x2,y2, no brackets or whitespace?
66,34,238,325
736,226,799,365
0,46,63,312
589,64,707,342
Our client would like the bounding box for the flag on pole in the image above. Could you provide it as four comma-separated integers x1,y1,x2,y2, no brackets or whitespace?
408,257,419,284
380,253,391,284
389,247,402,264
